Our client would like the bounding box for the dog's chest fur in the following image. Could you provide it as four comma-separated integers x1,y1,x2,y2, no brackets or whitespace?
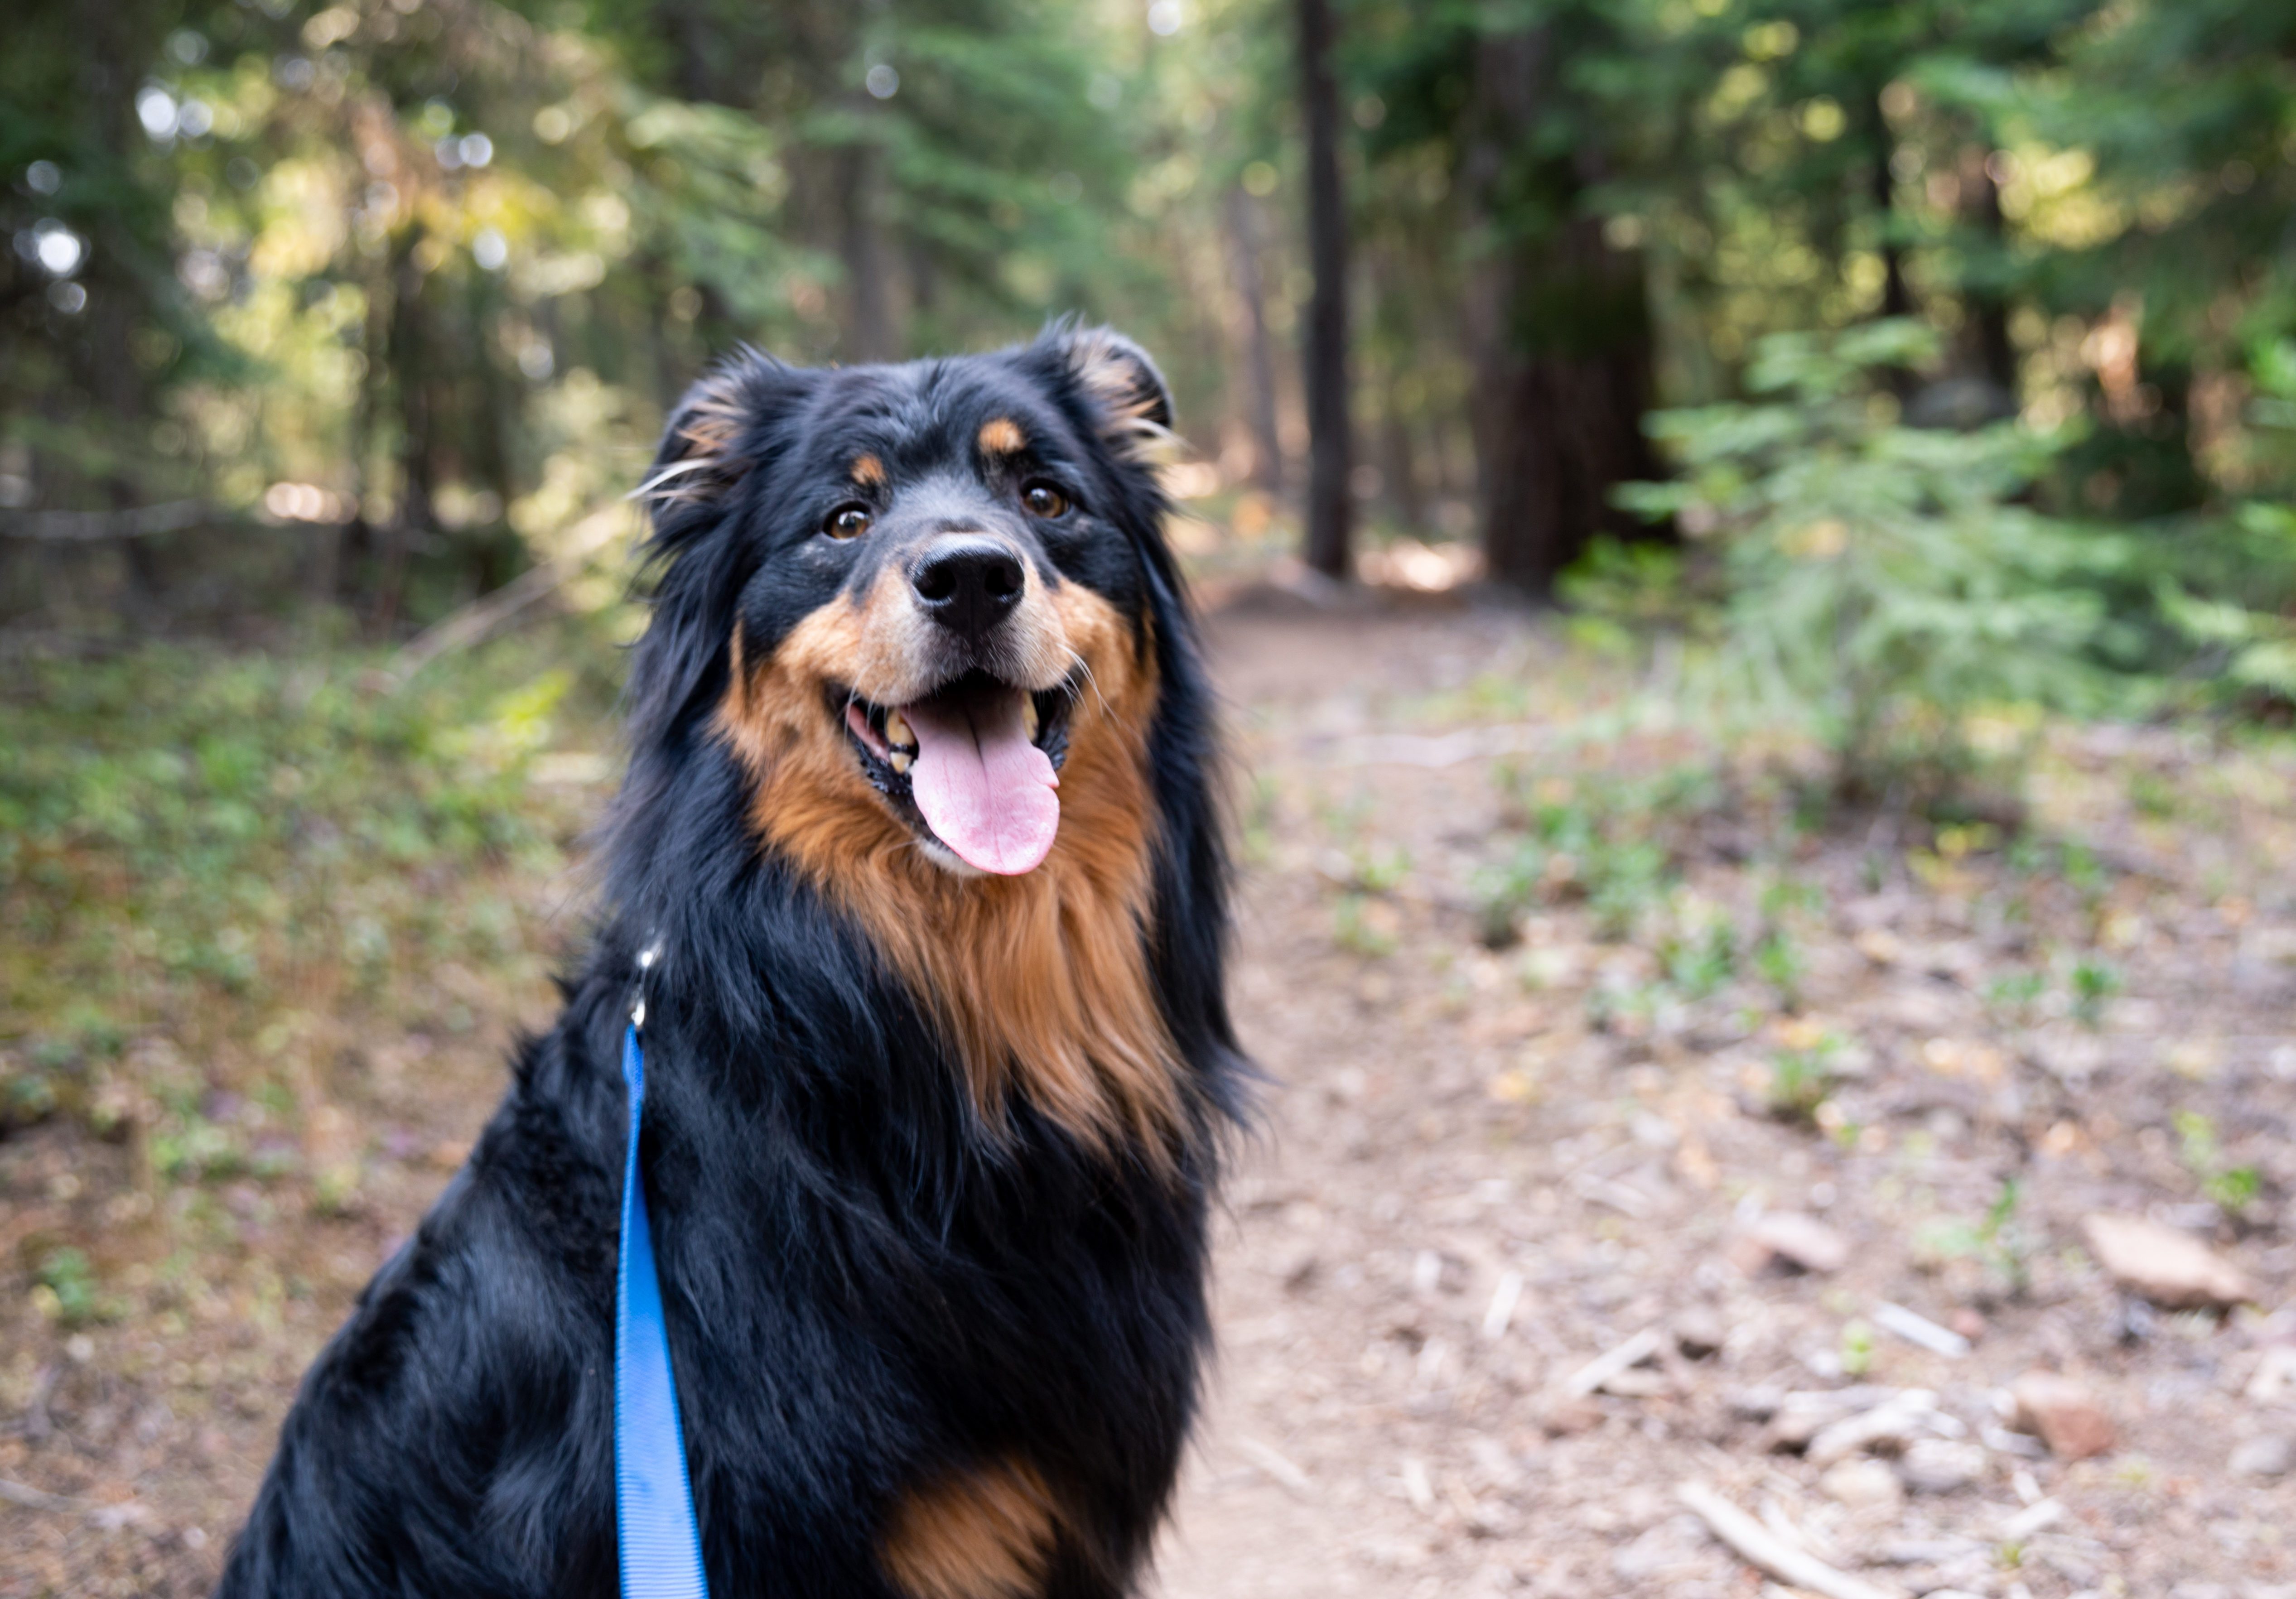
633,944,1216,1594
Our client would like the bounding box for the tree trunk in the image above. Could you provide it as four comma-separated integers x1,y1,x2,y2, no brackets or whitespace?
1872,146,1913,321
663,0,718,103
338,255,392,608
1964,154,2017,402
1380,375,1425,536
470,272,519,598
907,229,939,346
1461,28,1660,594
82,0,160,613
839,137,895,364
1368,250,1425,535
1297,0,1352,580
1222,185,1285,495
1866,94,1919,403
377,230,433,636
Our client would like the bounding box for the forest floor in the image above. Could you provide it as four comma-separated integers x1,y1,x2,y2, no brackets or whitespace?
7,595,2296,1598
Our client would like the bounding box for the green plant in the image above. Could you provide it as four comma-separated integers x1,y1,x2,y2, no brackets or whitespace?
1985,970,2048,1020
32,1247,117,1327
1348,843,1413,894
1599,320,2135,808
1480,766,1720,948
1558,537,1694,657
1239,775,1280,867
2070,958,2122,1028
1839,1318,1876,1377
1765,1033,1841,1122
2127,769,2180,820
1587,980,1665,1038
149,1112,245,1185
1332,893,1398,958
1585,838,1671,941
1916,1177,2031,1296
2174,1110,2264,1212
2146,501,2296,706
1473,838,1548,948
1754,930,1806,1008
1661,920,1737,1000
2061,843,2107,899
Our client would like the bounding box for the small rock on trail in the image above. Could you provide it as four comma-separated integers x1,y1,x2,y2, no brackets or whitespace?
1731,1211,1852,1276
2011,1370,2118,1461
2082,1212,2254,1310
2231,1435,2296,1479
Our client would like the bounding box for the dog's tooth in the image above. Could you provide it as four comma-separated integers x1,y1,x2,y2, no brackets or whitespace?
884,710,913,749
1021,698,1039,739
888,749,911,775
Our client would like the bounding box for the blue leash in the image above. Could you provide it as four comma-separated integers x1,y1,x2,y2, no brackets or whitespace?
617,997,709,1597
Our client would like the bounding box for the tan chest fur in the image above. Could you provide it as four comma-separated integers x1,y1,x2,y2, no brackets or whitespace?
714,582,1183,1157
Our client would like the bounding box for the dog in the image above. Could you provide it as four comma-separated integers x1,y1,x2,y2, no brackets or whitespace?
217,324,1244,1599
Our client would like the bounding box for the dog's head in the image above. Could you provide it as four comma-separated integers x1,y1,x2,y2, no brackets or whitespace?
630,325,1175,876
619,326,1203,1148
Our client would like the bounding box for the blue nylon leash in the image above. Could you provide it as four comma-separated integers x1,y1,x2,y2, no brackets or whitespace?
617,994,709,1598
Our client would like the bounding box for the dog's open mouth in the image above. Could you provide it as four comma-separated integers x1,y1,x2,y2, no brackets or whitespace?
837,671,1076,875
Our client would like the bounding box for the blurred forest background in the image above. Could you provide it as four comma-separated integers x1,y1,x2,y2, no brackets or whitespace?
9,1,2296,1592
6,0,2296,633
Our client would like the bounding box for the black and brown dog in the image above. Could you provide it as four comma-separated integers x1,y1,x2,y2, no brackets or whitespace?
218,325,1244,1599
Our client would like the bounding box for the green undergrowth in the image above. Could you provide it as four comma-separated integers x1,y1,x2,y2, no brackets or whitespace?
1474,758,1775,949
0,620,625,1143
1575,320,2296,819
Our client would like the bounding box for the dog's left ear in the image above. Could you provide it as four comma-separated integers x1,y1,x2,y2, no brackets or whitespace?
1042,323,1175,460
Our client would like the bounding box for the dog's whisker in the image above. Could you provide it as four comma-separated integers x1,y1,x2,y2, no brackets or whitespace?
1069,650,1116,722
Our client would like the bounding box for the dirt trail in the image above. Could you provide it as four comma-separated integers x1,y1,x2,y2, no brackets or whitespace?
1152,603,2296,1599
8,602,2296,1598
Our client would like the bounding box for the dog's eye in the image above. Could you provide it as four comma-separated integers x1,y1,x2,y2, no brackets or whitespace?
823,503,874,540
1021,482,1070,519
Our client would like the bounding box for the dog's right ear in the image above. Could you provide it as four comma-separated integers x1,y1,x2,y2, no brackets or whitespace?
638,353,780,519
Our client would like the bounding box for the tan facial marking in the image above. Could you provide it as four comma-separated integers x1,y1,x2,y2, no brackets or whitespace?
853,453,888,488
880,1459,1061,1599
714,578,1181,1159
976,417,1026,457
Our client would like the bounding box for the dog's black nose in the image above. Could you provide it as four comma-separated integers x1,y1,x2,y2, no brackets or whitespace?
911,537,1025,639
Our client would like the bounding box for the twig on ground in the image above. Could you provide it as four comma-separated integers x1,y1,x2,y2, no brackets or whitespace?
1872,1301,1971,1358
1563,1327,1661,1397
22,1360,58,1441
1481,1270,1524,1341
1999,1498,2064,1540
1234,1437,1314,1498
1569,1169,1656,1219
1678,1481,1902,1599
1760,1496,1850,1568
0,1476,90,1512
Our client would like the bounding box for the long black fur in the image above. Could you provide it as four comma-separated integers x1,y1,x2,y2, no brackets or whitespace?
217,326,1244,1599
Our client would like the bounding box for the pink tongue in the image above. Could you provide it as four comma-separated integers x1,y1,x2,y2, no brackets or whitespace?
903,690,1060,875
